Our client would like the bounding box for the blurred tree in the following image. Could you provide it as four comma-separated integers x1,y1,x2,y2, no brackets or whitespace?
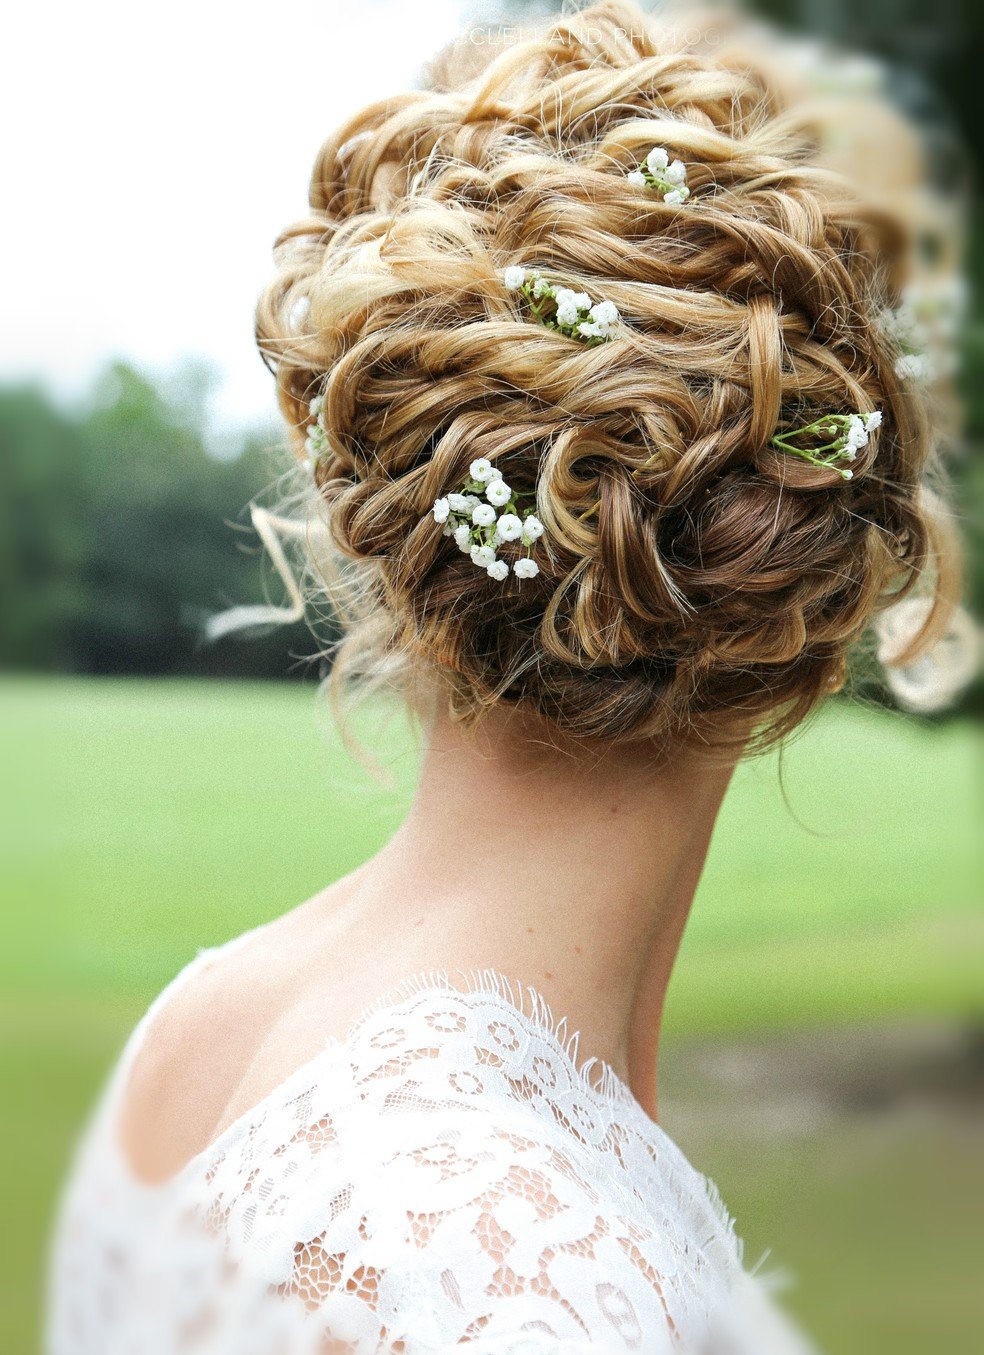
0,362,321,679
0,388,88,670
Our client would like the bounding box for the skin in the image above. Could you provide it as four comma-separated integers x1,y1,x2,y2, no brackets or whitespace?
119,699,738,1186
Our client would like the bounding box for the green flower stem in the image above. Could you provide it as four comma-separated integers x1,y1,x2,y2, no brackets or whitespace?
640,168,676,194
770,414,857,480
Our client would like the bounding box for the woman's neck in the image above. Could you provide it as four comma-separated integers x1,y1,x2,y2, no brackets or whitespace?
339,703,736,1119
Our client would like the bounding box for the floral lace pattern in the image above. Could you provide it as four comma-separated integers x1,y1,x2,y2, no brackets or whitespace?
47,941,811,1355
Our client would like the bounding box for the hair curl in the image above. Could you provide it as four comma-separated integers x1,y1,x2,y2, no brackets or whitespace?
255,0,959,755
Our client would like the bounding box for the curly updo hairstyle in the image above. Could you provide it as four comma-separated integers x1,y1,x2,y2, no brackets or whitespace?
256,0,958,756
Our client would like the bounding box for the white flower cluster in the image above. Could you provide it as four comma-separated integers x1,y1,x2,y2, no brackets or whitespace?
771,410,881,480
626,146,690,205
304,394,328,470
503,267,620,344
432,458,545,582
893,352,932,382
842,411,881,459
877,299,931,383
877,277,968,385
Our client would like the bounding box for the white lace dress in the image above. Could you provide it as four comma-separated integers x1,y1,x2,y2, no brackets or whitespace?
47,930,812,1355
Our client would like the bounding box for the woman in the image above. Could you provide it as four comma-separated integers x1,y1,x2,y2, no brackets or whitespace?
48,3,963,1351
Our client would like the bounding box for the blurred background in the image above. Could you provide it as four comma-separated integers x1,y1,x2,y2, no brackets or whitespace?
1,1,981,1352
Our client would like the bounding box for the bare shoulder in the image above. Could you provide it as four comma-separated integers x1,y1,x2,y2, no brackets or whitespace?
113,859,506,1185
116,877,363,1185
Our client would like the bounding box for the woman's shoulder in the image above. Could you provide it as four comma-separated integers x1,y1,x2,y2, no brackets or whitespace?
203,968,743,1256
111,875,394,1184
189,970,743,1352
58,939,810,1354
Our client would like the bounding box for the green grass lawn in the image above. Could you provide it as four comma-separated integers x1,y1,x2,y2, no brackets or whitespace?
1,676,981,1353
3,674,979,1026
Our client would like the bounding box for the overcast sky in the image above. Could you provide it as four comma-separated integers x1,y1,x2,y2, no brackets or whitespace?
3,0,469,428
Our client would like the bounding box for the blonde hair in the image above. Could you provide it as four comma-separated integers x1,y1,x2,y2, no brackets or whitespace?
254,0,960,756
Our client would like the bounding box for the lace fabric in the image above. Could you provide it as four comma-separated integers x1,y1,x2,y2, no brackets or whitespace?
47,936,812,1355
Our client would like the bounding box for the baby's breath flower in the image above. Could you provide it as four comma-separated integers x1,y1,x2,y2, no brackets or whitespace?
895,352,931,382
305,423,328,463
845,415,868,454
430,459,546,584
469,458,499,483
304,393,328,454
629,146,692,207
876,282,964,384
771,408,882,480
579,297,621,341
505,269,621,346
590,300,620,327
503,265,526,290
555,297,580,327
494,513,524,542
513,557,540,579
